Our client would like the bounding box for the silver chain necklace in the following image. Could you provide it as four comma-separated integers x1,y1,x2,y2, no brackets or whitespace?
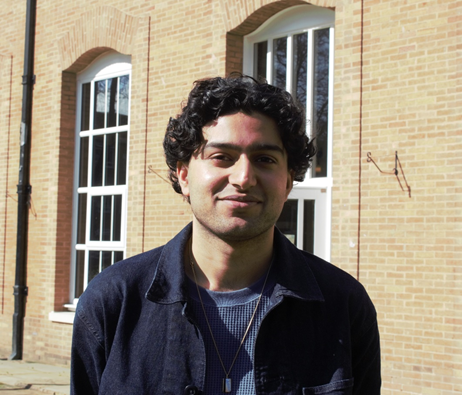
189,239,271,393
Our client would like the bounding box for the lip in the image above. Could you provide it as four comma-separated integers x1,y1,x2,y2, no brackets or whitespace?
219,195,262,208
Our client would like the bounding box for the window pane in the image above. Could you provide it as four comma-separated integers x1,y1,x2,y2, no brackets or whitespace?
113,195,122,242
81,83,91,131
102,195,112,241
76,193,87,244
102,251,112,270
116,132,127,185
254,41,267,82
107,78,118,128
303,200,315,253
276,199,298,245
94,80,106,129
312,29,330,178
105,133,116,186
90,196,101,241
293,33,308,109
273,37,287,89
92,135,104,187
75,250,85,298
74,57,131,299
119,75,129,126
114,251,124,263
88,251,100,284
78,136,88,187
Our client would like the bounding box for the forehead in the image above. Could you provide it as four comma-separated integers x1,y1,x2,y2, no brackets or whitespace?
202,112,283,150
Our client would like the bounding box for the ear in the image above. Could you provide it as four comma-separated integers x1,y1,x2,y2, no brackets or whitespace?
177,161,190,197
285,170,295,200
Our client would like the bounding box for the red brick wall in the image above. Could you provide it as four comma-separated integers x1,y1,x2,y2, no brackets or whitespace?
0,0,460,392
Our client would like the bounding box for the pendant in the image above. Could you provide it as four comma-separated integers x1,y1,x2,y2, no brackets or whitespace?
222,377,232,393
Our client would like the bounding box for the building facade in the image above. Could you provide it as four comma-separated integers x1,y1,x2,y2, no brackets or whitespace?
0,0,460,393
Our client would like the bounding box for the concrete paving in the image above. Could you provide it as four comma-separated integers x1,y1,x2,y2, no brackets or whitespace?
0,359,69,395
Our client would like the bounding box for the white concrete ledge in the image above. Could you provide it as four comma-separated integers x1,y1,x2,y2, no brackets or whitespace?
48,311,75,325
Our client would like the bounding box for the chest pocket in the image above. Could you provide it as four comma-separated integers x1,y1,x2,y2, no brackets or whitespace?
302,378,354,394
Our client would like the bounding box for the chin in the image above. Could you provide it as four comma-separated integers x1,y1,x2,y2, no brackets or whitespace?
213,223,273,243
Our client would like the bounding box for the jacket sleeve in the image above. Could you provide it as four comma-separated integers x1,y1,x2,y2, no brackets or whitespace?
70,305,106,395
351,297,381,394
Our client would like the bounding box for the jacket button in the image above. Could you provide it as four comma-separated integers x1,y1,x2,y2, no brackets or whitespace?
184,384,199,395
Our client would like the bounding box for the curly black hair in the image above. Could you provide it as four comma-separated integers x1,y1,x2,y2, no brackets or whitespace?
163,75,316,195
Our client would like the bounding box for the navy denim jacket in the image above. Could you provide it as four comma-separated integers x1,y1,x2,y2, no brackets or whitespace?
71,224,381,394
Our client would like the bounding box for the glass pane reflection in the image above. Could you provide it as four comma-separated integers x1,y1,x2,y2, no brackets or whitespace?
105,133,116,186
312,29,330,178
119,75,129,126
303,200,315,254
273,37,287,89
293,33,308,109
76,193,87,244
254,41,268,82
81,83,91,131
94,80,106,129
78,137,88,188
107,78,118,128
102,196,112,241
117,132,127,185
90,196,101,241
88,251,100,284
75,250,85,298
102,251,112,270
92,135,104,187
113,195,122,241
276,200,297,245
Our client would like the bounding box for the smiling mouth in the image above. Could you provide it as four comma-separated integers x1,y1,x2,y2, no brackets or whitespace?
219,195,262,208
220,195,261,203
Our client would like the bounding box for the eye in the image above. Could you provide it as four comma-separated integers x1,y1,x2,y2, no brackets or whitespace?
209,153,236,167
211,153,232,161
255,155,277,164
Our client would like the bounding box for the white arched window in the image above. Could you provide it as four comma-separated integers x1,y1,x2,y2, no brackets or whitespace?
70,51,131,301
244,4,334,260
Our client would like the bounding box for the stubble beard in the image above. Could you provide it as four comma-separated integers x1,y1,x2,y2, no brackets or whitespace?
191,207,280,245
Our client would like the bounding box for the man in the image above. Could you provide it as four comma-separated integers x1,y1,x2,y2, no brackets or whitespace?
71,76,381,394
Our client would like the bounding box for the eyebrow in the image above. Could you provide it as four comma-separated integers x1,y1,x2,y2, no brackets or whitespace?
203,142,285,155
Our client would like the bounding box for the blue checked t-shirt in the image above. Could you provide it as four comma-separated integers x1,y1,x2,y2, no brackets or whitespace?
187,269,276,394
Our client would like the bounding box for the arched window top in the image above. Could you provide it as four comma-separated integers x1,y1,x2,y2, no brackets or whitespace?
245,4,334,43
78,51,131,83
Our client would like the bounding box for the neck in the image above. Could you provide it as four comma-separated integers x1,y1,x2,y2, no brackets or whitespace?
186,221,274,292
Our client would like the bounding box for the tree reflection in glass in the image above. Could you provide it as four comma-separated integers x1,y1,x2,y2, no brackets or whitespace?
273,37,287,89
312,29,329,178
293,32,308,110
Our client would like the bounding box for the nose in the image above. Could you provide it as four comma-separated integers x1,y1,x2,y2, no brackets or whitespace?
229,156,257,190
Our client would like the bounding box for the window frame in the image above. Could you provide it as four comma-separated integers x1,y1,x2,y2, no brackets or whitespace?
243,5,334,260
69,52,132,302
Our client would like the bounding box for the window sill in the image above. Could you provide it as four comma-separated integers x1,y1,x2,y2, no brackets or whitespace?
48,311,75,325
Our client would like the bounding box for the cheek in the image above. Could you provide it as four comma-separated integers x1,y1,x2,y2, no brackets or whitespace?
202,168,228,188
189,168,226,197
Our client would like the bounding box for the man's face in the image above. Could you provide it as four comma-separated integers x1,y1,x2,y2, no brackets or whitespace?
177,111,294,242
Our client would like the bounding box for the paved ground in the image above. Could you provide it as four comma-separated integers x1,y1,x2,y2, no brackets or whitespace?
0,359,69,395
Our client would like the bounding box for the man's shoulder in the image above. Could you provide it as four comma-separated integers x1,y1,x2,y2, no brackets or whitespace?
99,245,164,282
276,233,373,308
77,245,165,307
301,251,358,287
276,232,361,292
78,224,192,308
291,249,378,333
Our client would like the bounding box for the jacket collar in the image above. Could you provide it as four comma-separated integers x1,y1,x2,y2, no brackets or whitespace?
146,223,324,304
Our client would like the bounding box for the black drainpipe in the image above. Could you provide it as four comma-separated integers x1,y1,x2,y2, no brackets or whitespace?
10,0,37,361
